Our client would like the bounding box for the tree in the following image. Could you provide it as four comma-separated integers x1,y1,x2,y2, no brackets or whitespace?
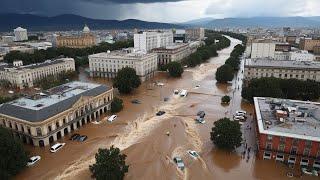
221,95,231,104
0,127,28,179
113,67,141,94
167,62,184,77
89,146,129,180
215,64,234,83
210,118,242,151
111,97,124,113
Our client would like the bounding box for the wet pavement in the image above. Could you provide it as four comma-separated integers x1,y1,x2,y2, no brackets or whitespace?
15,37,318,180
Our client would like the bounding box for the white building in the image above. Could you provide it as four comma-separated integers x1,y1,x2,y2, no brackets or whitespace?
134,31,173,53
89,50,158,82
185,28,205,41
244,58,320,82
274,51,290,61
1,36,15,43
14,27,28,42
152,43,191,65
251,42,276,59
0,58,75,88
289,50,314,61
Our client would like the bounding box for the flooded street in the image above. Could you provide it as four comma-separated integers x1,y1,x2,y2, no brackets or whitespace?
15,37,316,180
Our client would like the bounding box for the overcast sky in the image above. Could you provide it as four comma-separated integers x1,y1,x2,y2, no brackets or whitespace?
2,0,320,22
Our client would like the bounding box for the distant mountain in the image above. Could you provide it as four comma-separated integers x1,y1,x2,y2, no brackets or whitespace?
185,16,320,28
183,17,215,26
0,13,183,32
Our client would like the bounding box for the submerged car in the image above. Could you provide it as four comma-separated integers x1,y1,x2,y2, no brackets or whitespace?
131,99,141,104
156,111,166,116
50,143,65,153
69,133,80,141
108,115,117,122
27,156,41,166
78,135,88,142
187,150,199,159
173,157,185,170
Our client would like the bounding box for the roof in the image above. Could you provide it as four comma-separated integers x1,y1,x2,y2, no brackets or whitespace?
245,58,320,70
254,97,320,142
0,81,111,122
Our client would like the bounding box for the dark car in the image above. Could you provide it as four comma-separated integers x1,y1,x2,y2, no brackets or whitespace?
78,135,88,142
156,111,166,116
197,111,206,118
70,133,80,141
131,99,141,104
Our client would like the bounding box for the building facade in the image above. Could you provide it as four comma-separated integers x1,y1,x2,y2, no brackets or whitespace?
244,59,320,82
289,51,314,61
299,38,320,52
185,28,205,41
254,97,320,169
152,43,191,65
14,27,28,42
251,42,276,59
89,51,158,82
0,58,75,88
134,31,174,53
0,81,113,146
56,25,96,48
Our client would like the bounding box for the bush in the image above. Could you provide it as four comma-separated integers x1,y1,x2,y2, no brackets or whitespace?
111,97,123,113
215,64,234,83
167,62,184,77
113,67,141,94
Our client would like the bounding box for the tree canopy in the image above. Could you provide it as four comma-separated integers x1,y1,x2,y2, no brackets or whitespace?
111,97,124,113
167,62,184,77
221,95,231,104
113,67,141,94
0,127,28,179
89,146,129,180
215,64,234,83
210,118,242,151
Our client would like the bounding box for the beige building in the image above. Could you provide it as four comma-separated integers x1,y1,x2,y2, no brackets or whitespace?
89,50,158,82
244,58,320,82
56,25,96,48
0,58,75,89
185,28,205,41
299,38,320,52
0,81,114,146
152,43,191,65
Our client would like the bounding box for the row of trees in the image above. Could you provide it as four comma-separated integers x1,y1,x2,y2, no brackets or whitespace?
4,40,133,70
34,70,78,90
242,77,320,102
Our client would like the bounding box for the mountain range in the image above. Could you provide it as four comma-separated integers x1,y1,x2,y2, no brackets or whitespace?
0,13,182,32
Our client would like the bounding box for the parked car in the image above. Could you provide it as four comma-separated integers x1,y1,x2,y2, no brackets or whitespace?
233,115,245,121
69,133,80,141
164,97,169,102
302,168,319,176
187,150,199,159
131,99,141,104
197,111,206,118
174,89,180,95
27,156,41,166
195,116,205,124
108,115,117,122
156,111,166,116
236,110,247,116
78,135,88,142
50,143,65,153
180,89,188,97
173,157,185,170
156,82,164,86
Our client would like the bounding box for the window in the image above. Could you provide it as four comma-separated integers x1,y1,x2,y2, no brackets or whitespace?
36,127,42,136
291,146,297,154
48,125,52,132
278,144,285,152
303,148,310,156
280,136,285,142
292,139,299,145
266,143,272,150
267,135,273,141
305,140,312,147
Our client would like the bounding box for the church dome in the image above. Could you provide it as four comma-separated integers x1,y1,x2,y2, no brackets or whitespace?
83,24,90,33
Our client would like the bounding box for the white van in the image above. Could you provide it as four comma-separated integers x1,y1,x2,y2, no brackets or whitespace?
180,89,188,97
50,143,65,153
108,115,117,122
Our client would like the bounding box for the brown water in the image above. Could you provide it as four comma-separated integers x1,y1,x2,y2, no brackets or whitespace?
15,37,317,180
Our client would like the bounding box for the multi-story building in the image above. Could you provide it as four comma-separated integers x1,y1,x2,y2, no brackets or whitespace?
286,36,297,45
251,42,276,59
56,25,96,48
152,43,191,65
174,29,186,43
244,59,320,82
0,58,75,88
0,81,113,146
254,97,320,169
14,27,28,42
289,50,314,61
89,50,157,82
275,43,291,52
134,31,173,53
185,28,205,41
299,38,320,52
1,36,15,43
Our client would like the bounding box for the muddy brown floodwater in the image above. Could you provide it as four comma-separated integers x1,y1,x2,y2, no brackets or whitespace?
15,37,317,180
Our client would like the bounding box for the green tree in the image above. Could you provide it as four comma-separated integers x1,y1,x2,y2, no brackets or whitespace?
167,62,184,77
221,95,231,104
113,67,141,94
0,127,28,179
215,64,234,83
111,97,124,113
89,146,129,180
210,118,242,150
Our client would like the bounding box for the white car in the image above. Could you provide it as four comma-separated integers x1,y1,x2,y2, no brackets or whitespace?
236,110,247,116
27,156,41,166
233,115,245,121
187,150,199,159
156,82,164,86
108,115,117,122
50,143,65,153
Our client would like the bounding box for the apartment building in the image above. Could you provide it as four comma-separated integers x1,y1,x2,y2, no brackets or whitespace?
299,38,320,52
0,81,113,146
185,28,205,41
254,97,320,169
244,59,320,82
134,31,174,53
89,50,158,82
251,42,276,59
14,27,28,42
0,58,75,88
152,43,191,65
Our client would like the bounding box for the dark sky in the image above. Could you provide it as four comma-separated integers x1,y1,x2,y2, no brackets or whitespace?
1,0,318,22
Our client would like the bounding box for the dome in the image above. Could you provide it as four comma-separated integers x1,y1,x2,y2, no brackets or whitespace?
83,24,90,33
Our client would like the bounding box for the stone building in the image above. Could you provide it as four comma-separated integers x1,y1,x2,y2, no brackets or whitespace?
152,43,191,65
0,81,114,146
56,25,96,48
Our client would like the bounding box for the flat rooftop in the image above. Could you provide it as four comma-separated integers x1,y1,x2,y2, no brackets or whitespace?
245,58,320,70
89,51,156,59
0,81,110,122
254,97,320,142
